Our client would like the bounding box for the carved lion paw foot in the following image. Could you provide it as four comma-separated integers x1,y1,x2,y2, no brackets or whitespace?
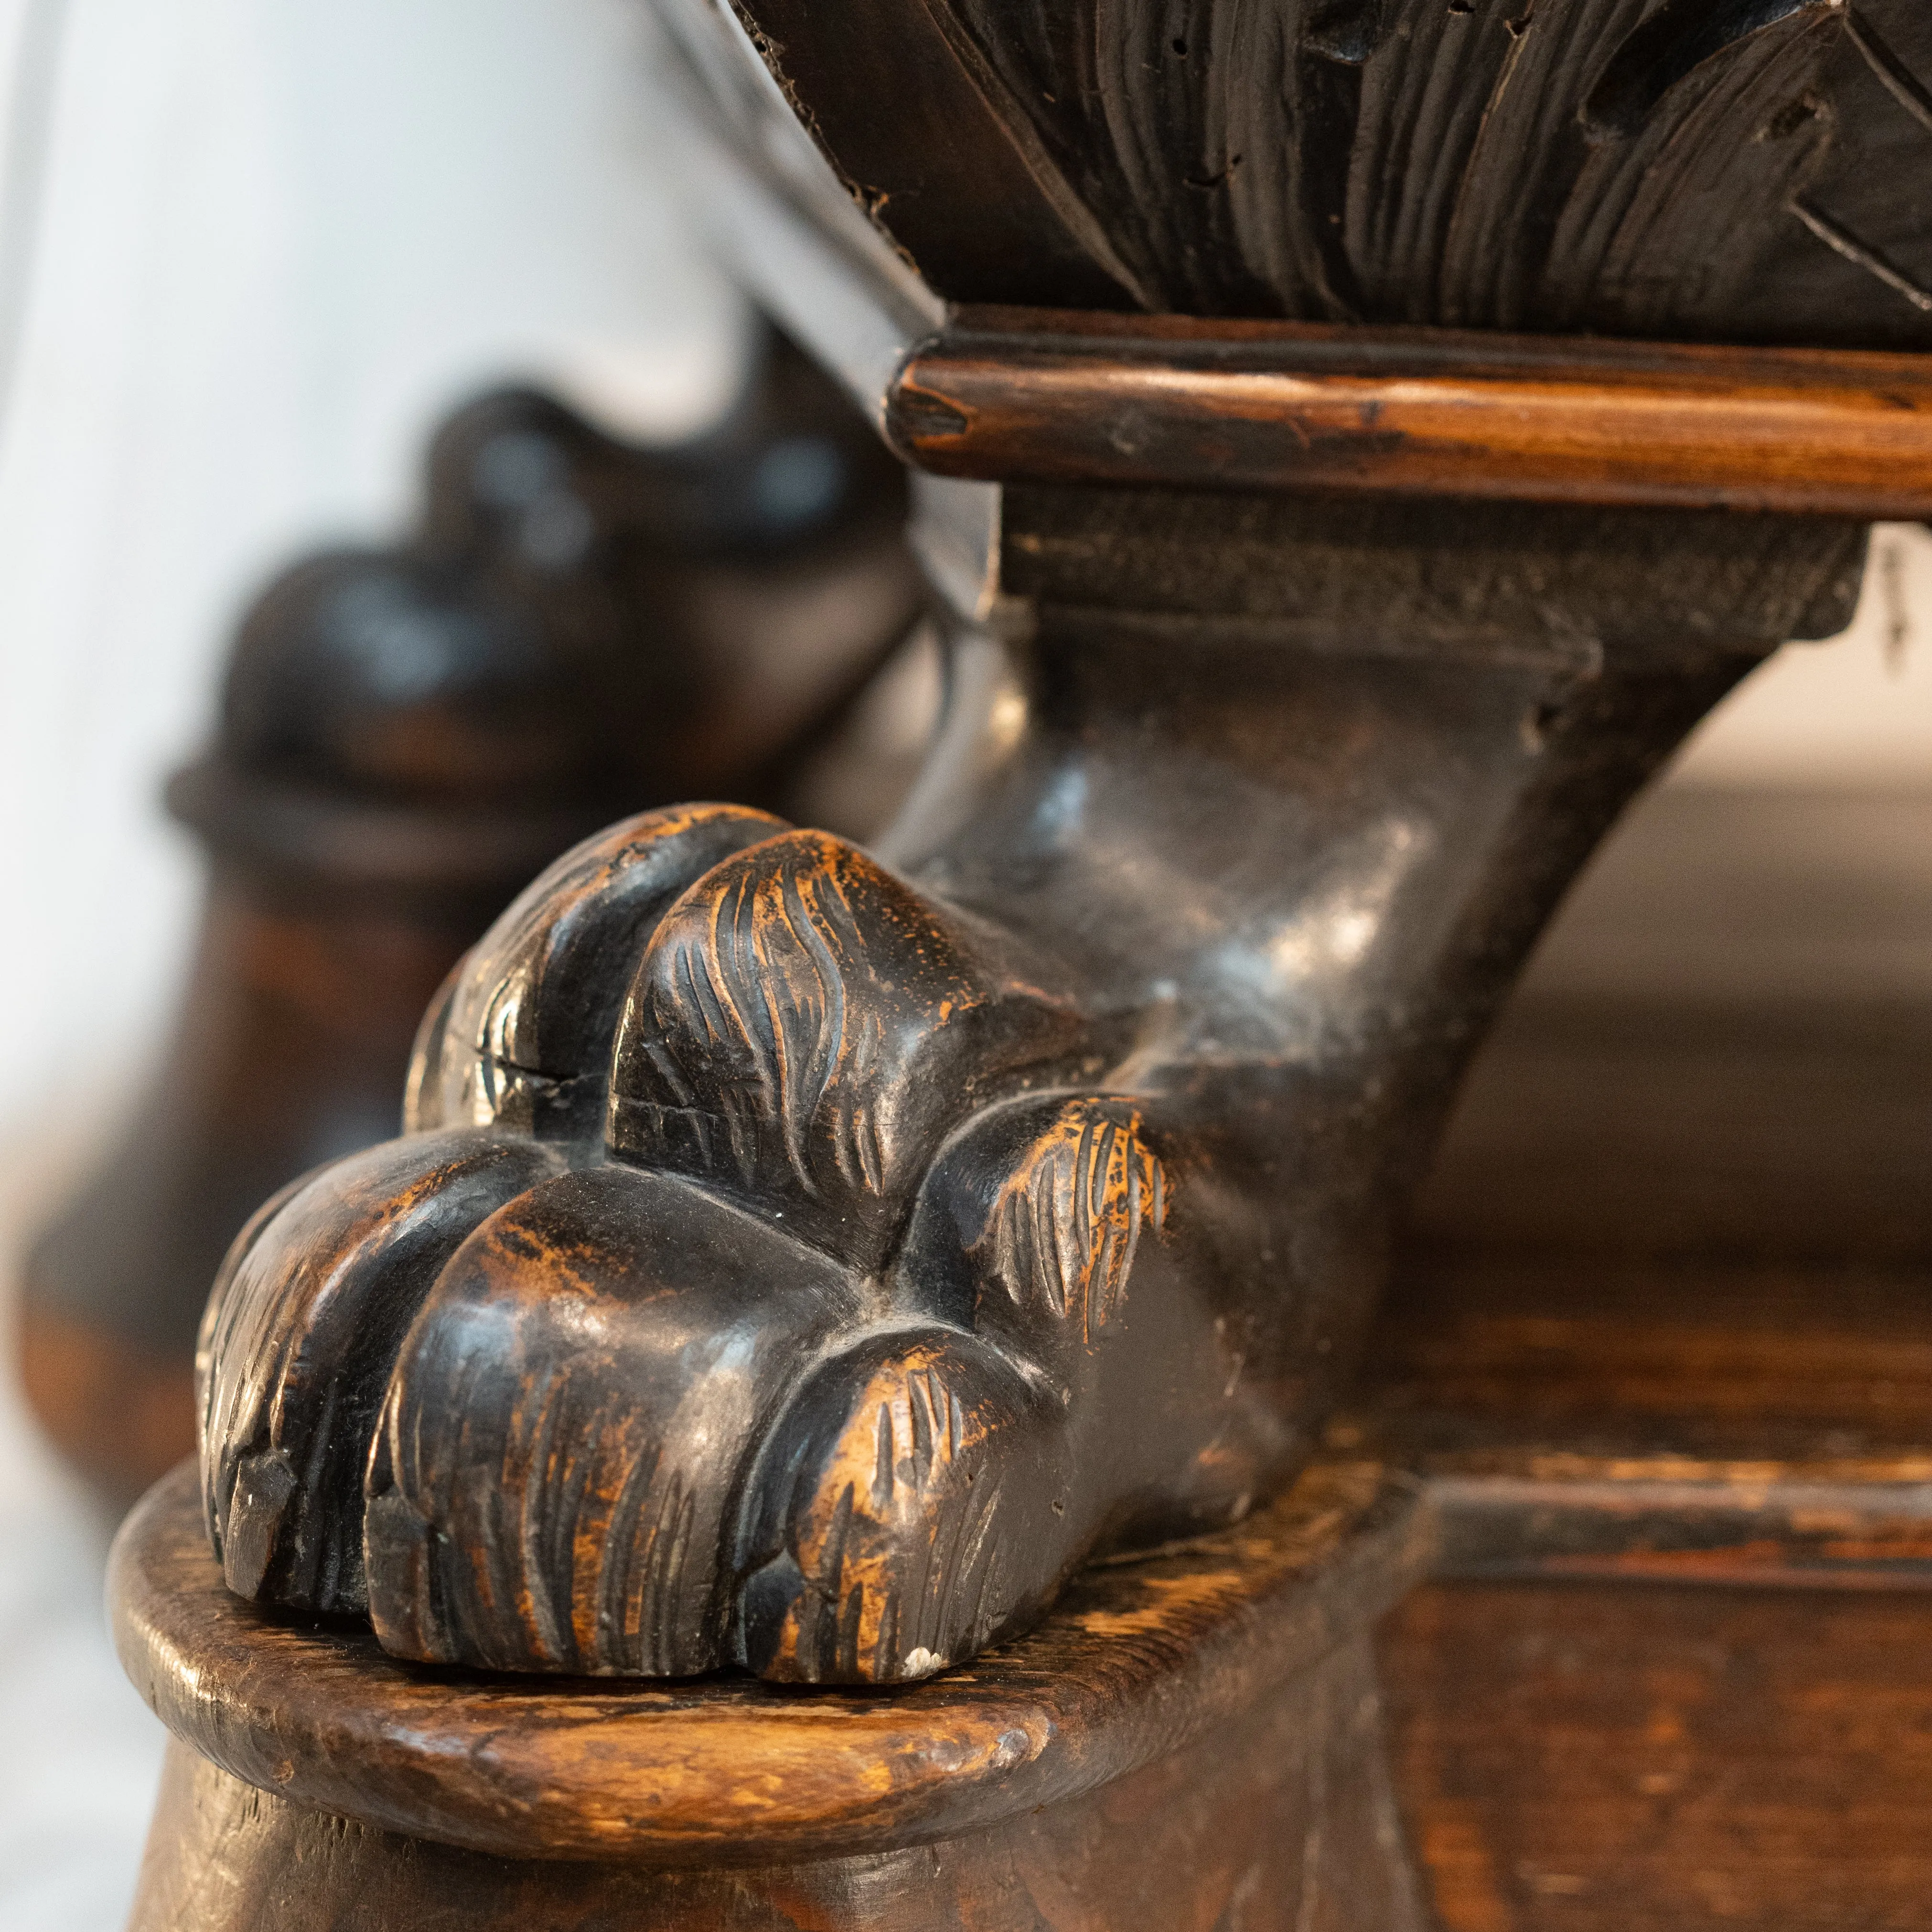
201,806,1300,1683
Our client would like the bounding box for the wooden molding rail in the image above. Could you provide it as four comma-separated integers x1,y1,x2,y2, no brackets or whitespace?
890,308,1932,521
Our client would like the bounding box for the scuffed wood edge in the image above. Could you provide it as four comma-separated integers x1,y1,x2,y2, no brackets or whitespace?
1425,1451,1932,1589
112,1428,1932,1862
110,1460,1430,1866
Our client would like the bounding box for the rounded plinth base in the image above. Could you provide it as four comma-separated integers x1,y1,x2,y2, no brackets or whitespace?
112,1463,1431,1930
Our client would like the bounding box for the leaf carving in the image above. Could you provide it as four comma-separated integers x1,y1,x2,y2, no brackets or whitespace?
741,0,1931,344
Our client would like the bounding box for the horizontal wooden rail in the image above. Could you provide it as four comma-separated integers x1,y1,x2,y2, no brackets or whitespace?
889,307,1932,520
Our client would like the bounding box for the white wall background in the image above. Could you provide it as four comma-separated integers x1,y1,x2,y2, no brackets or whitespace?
0,6,1924,1928
1677,522,1932,789
0,6,741,1926
0,0,742,1153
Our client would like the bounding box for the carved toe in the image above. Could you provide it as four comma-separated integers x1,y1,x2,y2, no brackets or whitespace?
904,1093,1169,1352
199,1127,569,1611
608,828,1084,1267
409,803,786,1140
363,1166,863,1674
734,1328,1074,1684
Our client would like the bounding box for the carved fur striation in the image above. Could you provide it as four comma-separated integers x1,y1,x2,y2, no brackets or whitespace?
198,1129,568,1612
969,1098,1167,1343
364,1166,863,1674
408,804,784,1141
198,802,1138,1682
735,1328,1075,1683
608,830,1083,1268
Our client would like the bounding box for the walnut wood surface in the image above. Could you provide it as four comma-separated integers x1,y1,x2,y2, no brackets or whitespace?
113,1457,1427,1864
1382,1581,1932,1931
129,1653,1423,1932
1374,1258,1932,1439
891,309,1932,518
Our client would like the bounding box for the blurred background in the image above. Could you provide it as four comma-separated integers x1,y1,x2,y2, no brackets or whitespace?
0,2,1925,1927
0,4,752,1923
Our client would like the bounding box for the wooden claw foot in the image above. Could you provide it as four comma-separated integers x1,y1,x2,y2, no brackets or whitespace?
118,0,1932,1920
199,483,1867,1693
199,797,1277,1684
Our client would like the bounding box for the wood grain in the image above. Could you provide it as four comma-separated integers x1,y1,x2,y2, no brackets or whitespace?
121,1402,1932,1861
128,1631,1423,1932
1382,1580,1932,1932
891,308,1932,517
113,1457,1429,1864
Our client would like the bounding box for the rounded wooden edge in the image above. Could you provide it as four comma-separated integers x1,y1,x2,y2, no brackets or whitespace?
888,309,1932,522
110,1460,1430,1866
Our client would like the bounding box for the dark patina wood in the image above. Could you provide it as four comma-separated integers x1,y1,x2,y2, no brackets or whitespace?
108,0,1932,1922
116,1457,1430,1929
699,0,1932,351
126,766,1932,1917
131,1580,1932,1932
192,484,1867,1685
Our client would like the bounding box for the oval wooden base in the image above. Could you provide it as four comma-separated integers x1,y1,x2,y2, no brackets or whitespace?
112,1463,1433,1931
